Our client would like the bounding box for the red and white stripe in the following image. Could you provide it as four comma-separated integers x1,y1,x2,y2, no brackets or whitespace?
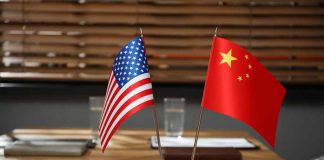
99,72,153,152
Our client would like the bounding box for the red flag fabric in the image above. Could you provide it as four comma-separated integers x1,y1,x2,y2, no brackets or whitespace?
202,37,286,147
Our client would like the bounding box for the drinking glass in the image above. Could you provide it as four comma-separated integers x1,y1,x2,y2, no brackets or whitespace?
89,96,104,143
164,98,185,137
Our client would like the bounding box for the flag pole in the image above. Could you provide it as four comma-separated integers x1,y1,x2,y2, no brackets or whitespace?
140,27,164,160
152,106,164,160
191,106,205,160
191,27,218,160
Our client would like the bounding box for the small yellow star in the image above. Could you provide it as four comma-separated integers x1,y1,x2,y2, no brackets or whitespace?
220,49,238,68
245,55,249,60
237,76,243,81
248,64,252,69
246,74,250,79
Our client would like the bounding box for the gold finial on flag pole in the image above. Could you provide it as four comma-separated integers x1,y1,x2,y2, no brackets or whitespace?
191,27,219,160
140,27,143,37
214,27,218,37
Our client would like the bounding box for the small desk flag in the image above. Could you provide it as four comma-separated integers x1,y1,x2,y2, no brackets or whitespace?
99,36,154,152
202,37,286,147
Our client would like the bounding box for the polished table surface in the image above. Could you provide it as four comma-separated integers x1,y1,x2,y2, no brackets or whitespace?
3,129,283,160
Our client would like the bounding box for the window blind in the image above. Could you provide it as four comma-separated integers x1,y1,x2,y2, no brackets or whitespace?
1,0,323,83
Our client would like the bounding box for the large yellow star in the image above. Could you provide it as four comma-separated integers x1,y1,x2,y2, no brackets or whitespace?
219,49,238,68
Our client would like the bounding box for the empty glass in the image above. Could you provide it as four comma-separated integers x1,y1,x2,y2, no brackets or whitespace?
164,98,185,137
89,96,104,143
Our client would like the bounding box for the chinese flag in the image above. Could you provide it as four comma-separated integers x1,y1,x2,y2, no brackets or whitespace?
202,37,286,147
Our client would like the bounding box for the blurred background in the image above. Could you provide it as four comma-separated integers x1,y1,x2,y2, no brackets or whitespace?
0,0,323,159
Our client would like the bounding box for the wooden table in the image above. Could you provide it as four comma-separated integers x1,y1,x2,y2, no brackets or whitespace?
3,129,283,160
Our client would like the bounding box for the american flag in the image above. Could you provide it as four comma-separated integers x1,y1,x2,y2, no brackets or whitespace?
99,36,154,152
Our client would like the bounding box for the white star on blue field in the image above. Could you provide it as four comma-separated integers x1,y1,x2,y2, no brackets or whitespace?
112,37,149,87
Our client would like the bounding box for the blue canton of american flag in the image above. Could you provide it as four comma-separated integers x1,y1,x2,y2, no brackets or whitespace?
113,37,149,86
99,36,154,152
